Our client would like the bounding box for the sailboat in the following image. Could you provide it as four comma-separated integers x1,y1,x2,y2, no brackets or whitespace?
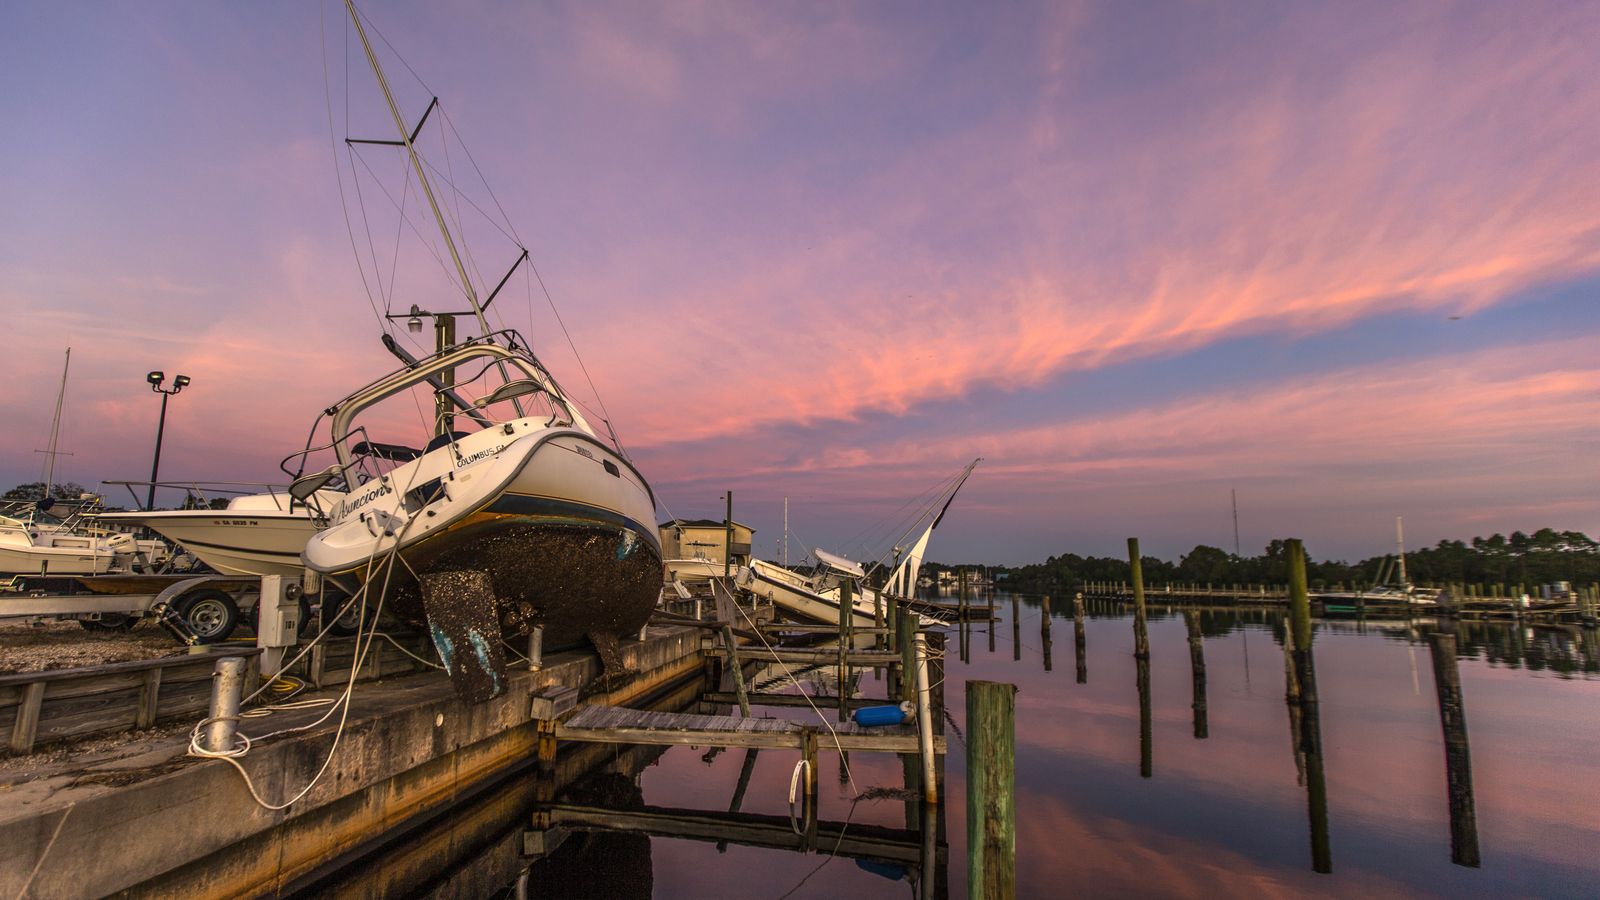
1,349,169,576
738,460,980,626
1313,516,1447,608
288,2,661,696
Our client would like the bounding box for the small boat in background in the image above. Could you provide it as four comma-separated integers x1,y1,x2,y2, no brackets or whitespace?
738,460,980,626
97,483,338,577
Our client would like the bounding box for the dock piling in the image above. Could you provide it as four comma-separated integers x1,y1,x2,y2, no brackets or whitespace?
913,632,938,805
838,581,853,723
1011,594,1021,661
966,680,1017,900
205,656,247,754
720,625,751,717
1129,538,1149,659
1427,631,1481,867
1073,591,1087,684
1184,610,1208,739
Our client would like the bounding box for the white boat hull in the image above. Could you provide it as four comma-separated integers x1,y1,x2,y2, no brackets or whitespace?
97,510,317,577
739,560,880,627
0,541,115,576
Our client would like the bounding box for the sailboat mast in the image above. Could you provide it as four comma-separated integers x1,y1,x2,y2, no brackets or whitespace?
345,0,491,340
783,496,789,568
1231,488,1241,556
1396,516,1408,586
43,348,71,498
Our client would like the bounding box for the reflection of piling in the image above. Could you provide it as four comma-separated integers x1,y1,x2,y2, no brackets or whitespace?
1427,632,1481,868
1128,538,1150,659
1040,595,1054,673
1136,655,1152,778
966,680,1017,900
1073,592,1087,684
1011,594,1021,661
1284,545,1332,875
1183,611,1208,739
1301,690,1332,874
718,748,760,852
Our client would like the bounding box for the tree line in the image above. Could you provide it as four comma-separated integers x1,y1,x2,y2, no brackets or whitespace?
968,528,1600,593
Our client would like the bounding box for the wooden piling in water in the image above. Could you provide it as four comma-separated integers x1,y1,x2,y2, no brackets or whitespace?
966,680,1017,900
838,581,853,723
1073,591,1087,684
1129,538,1150,659
1183,610,1208,739
720,624,751,718
1287,539,1316,702
899,608,918,706
1427,631,1481,867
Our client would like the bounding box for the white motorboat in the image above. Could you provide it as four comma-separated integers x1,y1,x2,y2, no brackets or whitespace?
97,488,336,577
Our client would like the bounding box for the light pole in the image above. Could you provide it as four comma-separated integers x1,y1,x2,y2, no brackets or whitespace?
145,371,191,510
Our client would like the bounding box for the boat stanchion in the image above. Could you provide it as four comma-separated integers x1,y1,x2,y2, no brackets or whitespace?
527,625,544,672
206,656,247,754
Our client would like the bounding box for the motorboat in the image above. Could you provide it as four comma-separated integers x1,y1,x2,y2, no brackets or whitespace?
738,460,980,626
97,486,338,577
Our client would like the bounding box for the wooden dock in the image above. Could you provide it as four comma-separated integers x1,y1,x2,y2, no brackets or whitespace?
555,704,944,755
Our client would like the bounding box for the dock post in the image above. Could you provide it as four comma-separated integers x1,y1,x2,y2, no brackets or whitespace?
1184,610,1208,739
1287,539,1315,701
205,656,247,754
900,609,919,706
1073,591,1087,683
838,581,853,722
966,680,1017,900
1011,593,1021,661
1427,632,1480,867
720,624,751,717
1129,538,1149,659
527,624,544,672
914,632,938,805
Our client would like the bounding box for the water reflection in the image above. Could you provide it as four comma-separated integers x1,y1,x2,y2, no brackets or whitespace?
306,595,1599,898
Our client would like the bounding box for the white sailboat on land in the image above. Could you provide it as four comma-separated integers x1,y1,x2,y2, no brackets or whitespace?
286,1,661,698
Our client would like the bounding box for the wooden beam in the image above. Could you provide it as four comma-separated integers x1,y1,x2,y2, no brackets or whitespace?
10,682,45,754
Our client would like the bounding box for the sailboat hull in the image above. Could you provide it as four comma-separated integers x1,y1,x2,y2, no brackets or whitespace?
306,427,662,652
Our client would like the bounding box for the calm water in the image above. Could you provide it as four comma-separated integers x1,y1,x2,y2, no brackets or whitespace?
317,594,1600,898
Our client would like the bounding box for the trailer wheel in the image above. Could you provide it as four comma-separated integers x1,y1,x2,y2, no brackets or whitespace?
175,589,240,643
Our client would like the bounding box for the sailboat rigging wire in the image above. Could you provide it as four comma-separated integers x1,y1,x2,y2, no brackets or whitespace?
320,4,385,331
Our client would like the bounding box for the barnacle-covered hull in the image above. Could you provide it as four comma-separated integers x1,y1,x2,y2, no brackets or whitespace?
380,497,663,651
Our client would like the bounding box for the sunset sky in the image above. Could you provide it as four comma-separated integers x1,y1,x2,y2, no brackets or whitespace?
3,1,1596,565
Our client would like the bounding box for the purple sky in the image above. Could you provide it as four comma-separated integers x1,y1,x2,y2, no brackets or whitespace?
3,1,1597,565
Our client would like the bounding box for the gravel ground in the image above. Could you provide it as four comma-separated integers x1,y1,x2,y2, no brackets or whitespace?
0,620,188,675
